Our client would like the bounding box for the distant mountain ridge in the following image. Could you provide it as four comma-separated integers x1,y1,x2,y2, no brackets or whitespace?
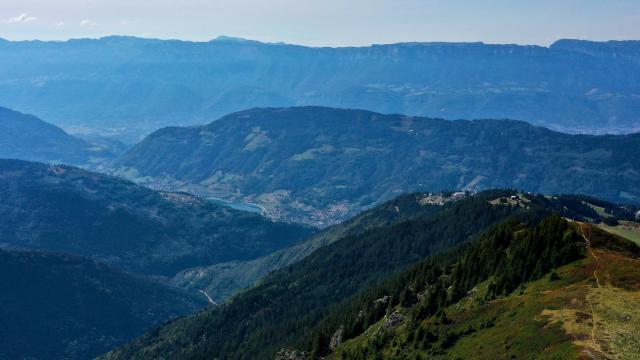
114,107,640,226
551,39,640,62
1,37,639,139
0,106,114,165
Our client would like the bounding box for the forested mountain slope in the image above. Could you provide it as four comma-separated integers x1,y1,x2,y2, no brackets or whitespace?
0,159,313,276
0,248,204,360
323,223,640,359
115,106,640,225
172,192,446,301
103,191,638,359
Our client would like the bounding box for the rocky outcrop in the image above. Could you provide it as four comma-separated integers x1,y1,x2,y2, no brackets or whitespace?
374,295,390,305
275,349,309,360
329,326,344,350
381,310,407,331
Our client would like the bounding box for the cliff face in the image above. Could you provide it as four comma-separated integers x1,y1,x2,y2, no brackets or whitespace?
1,37,639,139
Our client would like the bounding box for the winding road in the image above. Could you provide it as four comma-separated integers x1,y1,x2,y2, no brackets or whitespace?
198,289,218,306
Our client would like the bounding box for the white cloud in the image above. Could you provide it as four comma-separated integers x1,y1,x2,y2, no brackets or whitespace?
3,13,37,24
55,21,65,27
80,19,97,27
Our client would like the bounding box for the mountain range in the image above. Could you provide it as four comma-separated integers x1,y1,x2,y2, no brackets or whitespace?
114,106,640,226
1,37,639,140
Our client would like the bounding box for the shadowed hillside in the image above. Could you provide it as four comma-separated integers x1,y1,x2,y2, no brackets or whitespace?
0,159,313,276
0,248,204,360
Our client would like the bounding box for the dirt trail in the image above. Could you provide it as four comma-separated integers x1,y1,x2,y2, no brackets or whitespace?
579,222,603,355
580,223,601,288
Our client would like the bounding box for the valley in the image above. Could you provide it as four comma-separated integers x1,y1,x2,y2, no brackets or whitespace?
171,192,450,302
1,155,638,359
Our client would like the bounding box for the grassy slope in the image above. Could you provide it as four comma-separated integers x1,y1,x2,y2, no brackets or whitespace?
330,224,640,359
597,221,640,246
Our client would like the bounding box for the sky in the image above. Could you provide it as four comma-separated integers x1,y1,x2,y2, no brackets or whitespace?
1,0,639,46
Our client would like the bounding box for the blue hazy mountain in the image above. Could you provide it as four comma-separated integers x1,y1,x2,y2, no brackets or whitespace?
0,105,117,165
0,36,639,140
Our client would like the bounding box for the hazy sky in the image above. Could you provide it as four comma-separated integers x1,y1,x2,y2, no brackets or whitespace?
1,0,639,46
